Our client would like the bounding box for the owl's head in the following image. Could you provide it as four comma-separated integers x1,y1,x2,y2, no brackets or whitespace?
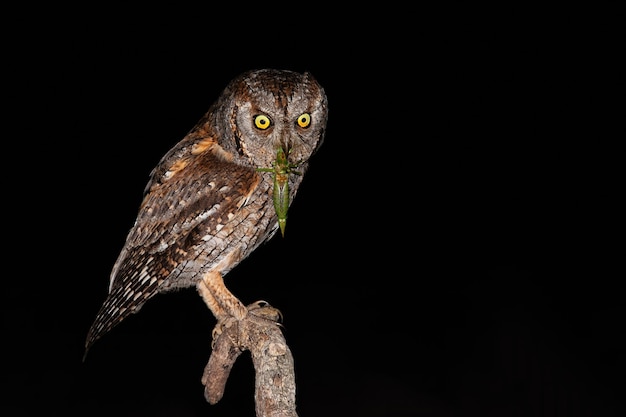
216,69,328,170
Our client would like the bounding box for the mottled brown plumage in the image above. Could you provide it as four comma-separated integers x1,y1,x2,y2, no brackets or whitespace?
84,69,328,358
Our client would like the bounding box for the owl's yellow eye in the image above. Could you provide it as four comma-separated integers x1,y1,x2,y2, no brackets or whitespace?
297,113,311,128
254,114,271,130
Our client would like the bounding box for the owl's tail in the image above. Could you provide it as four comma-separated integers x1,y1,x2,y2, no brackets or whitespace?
83,283,154,361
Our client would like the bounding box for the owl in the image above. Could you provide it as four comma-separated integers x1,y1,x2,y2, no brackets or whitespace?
84,69,328,358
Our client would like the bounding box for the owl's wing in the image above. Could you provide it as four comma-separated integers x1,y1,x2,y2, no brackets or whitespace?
84,139,259,355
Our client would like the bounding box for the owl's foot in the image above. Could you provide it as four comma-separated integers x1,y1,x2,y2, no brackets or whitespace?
247,300,283,323
211,300,283,349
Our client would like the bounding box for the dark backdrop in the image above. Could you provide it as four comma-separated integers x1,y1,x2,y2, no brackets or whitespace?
5,5,623,416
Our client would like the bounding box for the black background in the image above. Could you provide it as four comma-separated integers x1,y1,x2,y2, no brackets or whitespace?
4,4,623,416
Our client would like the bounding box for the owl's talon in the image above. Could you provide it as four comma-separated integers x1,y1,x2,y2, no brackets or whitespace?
248,300,270,310
247,300,283,324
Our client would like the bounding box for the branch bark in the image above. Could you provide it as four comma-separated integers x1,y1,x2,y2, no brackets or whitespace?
201,302,298,417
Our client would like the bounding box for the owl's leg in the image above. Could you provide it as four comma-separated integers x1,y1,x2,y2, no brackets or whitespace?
197,270,249,347
197,270,248,320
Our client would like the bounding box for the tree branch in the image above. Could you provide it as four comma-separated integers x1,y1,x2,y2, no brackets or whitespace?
201,302,298,417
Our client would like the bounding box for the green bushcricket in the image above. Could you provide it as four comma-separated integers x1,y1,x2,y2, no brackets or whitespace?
257,147,300,237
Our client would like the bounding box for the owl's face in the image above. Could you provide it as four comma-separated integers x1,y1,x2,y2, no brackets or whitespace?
221,69,328,170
